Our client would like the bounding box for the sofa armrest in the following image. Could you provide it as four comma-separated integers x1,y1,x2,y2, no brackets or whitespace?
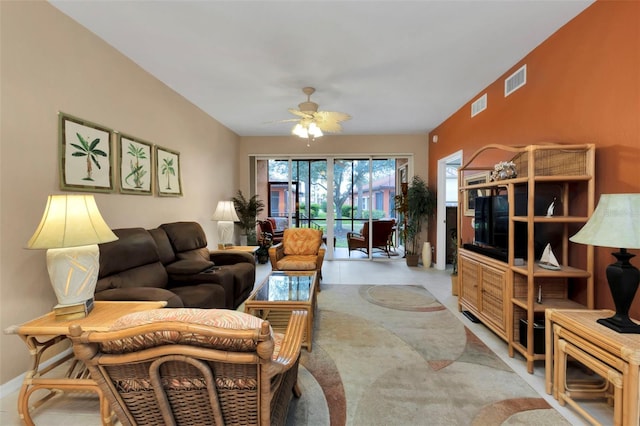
95,287,184,308
165,259,215,275
269,310,307,373
209,250,256,266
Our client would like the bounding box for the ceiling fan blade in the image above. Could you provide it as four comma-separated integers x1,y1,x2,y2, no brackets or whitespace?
315,111,351,123
316,121,344,133
266,88,351,134
313,111,351,133
288,108,313,119
263,118,300,124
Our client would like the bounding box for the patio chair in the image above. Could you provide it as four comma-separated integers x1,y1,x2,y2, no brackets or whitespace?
69,308,307,426
347,220,396,258
257,219,284,244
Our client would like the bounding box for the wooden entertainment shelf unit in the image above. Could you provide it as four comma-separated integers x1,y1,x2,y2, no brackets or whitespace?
456,143,595,373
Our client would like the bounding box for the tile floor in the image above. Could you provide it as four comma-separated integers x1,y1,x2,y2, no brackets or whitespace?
0,259,610,425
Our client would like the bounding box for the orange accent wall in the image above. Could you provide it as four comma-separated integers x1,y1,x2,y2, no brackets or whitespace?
428,0,640,316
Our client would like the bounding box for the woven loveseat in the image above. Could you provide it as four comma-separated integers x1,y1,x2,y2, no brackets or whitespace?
70,308,307,426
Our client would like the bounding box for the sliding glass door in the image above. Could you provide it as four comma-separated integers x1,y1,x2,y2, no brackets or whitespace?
332,158,397,259
255,156,407,260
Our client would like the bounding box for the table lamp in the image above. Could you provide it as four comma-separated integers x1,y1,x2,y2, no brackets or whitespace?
211,200,240,248
570,194,640,333
26,195,118,313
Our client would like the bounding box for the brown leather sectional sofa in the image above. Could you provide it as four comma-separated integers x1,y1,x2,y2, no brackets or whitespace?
95,221,255,309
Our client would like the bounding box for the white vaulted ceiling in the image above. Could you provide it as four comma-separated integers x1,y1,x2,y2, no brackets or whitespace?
49,0,595,137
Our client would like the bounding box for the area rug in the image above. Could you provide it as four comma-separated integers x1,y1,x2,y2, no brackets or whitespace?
286,284,570,426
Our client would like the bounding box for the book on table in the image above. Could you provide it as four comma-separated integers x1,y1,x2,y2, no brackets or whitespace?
54,298,94,320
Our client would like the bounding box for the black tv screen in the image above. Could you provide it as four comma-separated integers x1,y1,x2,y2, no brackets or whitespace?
474,196,493,247
472,185,563,261
474,195,510,252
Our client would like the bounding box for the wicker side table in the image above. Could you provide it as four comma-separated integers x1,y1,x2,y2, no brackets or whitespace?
5,301,166,426
546,308,640,426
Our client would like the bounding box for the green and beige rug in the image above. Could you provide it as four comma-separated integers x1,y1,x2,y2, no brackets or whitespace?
286,284,570,426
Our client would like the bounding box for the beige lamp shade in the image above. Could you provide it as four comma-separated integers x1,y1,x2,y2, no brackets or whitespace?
570,194,640,249
27,194,118,249
211,200,240,222
27,194,117,308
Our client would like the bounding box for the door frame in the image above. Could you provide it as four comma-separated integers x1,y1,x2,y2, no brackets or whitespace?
435,150,462,270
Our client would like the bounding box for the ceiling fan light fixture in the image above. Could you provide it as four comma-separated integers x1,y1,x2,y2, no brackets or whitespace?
308,122,323,138
279,87,350,143
292,123,308,138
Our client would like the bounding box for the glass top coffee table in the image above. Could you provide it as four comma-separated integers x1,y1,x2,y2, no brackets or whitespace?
245,270,317,351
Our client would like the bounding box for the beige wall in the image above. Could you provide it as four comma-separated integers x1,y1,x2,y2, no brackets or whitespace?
0,2,240,385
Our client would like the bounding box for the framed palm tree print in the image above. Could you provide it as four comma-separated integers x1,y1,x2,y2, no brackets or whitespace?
59,112,114,192
155,145,182,196
118,132,153,195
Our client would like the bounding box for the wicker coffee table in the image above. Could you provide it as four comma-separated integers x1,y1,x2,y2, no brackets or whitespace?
245,270,317,351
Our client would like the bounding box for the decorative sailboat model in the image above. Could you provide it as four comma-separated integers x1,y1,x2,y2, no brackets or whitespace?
538,243,561,270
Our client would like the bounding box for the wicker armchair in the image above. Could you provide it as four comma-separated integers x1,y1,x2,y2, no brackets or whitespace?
268,228,325,280
69,308,307,426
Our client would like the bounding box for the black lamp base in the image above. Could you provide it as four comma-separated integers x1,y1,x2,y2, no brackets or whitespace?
600,249,640,334
597,316,640,334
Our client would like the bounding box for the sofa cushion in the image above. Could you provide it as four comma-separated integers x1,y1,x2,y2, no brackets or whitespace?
99,228,161,277
161,222,211,262
276,255,318,271
96,262,168,293
94,287,184,308
103,308,271,354
148,227,177,265
170,284,226,309
282,228,322,256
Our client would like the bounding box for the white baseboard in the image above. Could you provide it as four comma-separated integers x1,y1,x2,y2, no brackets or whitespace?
0,348,72,399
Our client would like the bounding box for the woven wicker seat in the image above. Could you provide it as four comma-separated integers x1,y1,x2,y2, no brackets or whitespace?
268,228,325,280
69,308,307,426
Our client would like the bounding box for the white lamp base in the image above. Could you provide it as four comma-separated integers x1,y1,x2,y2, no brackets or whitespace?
46,244,99,306
217,220,235,247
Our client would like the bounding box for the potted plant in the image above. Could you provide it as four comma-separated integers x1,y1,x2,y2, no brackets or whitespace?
403,176,436,266
231,190,265,245
255,232,273,264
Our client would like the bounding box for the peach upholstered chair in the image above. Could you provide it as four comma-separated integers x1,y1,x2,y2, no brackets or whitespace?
268,228,325,280
69,308,307,426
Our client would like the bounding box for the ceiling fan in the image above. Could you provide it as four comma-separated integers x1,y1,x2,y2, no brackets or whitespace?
278,87,351,142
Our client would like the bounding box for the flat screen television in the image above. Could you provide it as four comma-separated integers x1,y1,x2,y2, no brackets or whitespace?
470,185,563,262
473,195,521,259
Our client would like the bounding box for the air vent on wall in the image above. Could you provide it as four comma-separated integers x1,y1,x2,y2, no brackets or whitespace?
471,93,487,117
505,64,527,97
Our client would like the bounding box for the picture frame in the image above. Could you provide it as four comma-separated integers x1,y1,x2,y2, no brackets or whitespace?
59,112,114,192
155,145,182,197
463,172,490,216
118,133,153,195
